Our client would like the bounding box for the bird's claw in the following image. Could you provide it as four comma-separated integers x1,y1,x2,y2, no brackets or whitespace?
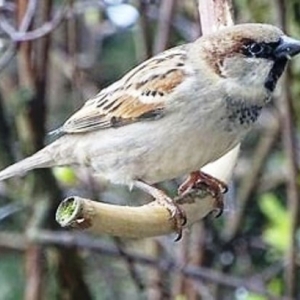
156,195,186,241
133,181,186,241
178,171,227,218
211,193,224,218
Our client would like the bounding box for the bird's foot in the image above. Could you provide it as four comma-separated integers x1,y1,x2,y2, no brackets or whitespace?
134,180,186,241
178,171,228,217
154,193,187,241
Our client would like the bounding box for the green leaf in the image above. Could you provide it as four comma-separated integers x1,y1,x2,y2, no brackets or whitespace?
245,293,266,300
52,167,77,186
259,193,291,252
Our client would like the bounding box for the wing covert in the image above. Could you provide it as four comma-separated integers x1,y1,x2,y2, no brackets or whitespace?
61,45,189,134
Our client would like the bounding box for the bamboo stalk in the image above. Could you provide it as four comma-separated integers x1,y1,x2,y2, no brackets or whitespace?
56,146,240,238
198,0,233,34
56,193,213,238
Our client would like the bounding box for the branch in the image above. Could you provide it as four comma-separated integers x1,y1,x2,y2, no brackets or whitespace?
198,0,233,34
0,0,68,42
152,0,177,54
0,230,289,299
223,123,280,241
0,0,37,71
275,0,300,298
56,146,240,238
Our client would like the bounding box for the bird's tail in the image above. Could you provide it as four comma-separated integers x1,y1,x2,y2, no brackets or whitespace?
0,148,54,181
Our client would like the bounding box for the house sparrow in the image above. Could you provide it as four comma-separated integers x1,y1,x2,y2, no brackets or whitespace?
0,24,300,239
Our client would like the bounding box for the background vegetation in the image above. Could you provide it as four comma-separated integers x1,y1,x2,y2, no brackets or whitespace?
0,0,299,299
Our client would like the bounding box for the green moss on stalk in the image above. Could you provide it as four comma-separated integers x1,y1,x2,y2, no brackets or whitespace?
56,198,77,224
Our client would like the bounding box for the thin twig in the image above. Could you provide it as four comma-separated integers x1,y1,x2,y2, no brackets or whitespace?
114,238,145,292
0,0,37,71
138,1,153,58
0,1,68,42
250,262,284,284
0,2,15,13
19,0,37,31
275,0,300,298
198,0,233,34
0,43,16,72
16,2,44,299
197,1,235,299
0,0,69,73
0,91,13,165
153,0,177,54
223,124,280,241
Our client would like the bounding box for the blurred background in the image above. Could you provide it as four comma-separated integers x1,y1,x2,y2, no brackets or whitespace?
0,0,299,299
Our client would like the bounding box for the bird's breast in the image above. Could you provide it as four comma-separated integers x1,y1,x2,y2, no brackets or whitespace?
218,95,263,133
83,91,262,186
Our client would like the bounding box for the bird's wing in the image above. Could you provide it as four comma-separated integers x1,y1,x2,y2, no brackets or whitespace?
61,45,190,133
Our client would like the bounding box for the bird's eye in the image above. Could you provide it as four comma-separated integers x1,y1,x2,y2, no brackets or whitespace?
248,43,264,55
242,40,280,59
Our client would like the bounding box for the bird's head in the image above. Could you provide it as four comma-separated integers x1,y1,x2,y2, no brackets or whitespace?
195,23,300,97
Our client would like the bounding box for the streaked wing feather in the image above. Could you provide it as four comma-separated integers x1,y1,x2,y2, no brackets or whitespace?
62,45,188,133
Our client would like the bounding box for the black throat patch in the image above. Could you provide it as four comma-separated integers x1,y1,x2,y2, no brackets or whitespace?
264,58,287,91
225,97,263,126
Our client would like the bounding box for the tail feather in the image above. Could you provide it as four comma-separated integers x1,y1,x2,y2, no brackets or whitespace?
0,149,54,181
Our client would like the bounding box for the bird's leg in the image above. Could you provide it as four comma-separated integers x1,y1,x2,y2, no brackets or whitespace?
178,171,228,217
134,180,186,241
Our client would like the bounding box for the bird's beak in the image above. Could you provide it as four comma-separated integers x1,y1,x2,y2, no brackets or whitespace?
274,36,300,59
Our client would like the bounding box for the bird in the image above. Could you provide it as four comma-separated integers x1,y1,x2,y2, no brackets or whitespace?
0,23,300,239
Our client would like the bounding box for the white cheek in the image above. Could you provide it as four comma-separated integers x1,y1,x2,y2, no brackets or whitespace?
222,56,274,84
244,58,274,83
